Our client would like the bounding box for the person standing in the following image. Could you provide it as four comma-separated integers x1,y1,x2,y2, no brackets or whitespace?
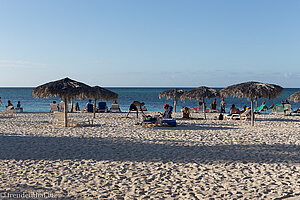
126,101,145,118
220,98,226,113
0,97,4,106
75,102,80,111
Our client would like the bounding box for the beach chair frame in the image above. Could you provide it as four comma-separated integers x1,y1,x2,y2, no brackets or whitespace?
53,112,93,127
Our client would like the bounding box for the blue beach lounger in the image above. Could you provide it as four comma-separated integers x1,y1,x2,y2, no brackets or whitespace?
141,106,176,127
98,102,108,112
254,104,268,113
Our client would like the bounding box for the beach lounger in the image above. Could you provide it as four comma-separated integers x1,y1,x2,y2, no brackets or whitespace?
110,103,121,112
284,104,292,116
274,104,284,115
190,105,209,113
50,103,59,112
86,103,94,113
254,104,268,113
1,106,15,117
210,104,218,113
141,116,177,127
14,107,23,112
141,106,176,127
160,118,177,127
163,106,173,118
68,103,75,112
226,109,251,120
53,112,93,126
98,102,108,112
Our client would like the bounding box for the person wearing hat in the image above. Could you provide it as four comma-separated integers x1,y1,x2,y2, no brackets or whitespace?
126,101,146,118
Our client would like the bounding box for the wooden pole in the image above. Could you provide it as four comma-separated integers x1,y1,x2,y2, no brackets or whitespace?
64,97,68,127
251,98,254,126
255,97,258,109
93,99,97,118
174,96,177,113
71,98,74,113
203,97,206,120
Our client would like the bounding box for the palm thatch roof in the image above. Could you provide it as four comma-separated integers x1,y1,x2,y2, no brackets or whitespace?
180,86,219,101
288,91,300,103
32,77,92,101
158,88,185,100
90,86,118,101
220,81,283,99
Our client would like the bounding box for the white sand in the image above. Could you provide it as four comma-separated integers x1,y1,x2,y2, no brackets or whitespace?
0,112,299,199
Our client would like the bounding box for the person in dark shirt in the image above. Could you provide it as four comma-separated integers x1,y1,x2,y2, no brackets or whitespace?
126,101,145,118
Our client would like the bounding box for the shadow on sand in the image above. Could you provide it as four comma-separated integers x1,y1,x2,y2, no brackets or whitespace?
255,117,300,122
0,135,299,164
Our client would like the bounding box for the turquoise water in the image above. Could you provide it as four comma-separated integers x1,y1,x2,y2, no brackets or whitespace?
0,87,299,112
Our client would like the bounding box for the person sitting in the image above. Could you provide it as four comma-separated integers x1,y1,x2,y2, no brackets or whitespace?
261,101,267,108
241,105,251,113
110,100,121,112
198,101,206,112
241,105,247,113
75,102,80,111
159,104,173,118
60,101,65,112
210,99,217,112
255,101,268,113
230,104,241,115
181,106,190,119
6,100,14,109
191,102,206,112
85,99,93,113
50,101,59,112
15,101,23,112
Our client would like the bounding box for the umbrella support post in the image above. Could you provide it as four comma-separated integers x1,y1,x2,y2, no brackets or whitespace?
64,98,68,127
251,98,254,126
93,99,97,118
174,97,177,113
203,97,206,120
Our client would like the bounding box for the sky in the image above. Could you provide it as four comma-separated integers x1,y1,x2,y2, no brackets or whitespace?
0,0,299,87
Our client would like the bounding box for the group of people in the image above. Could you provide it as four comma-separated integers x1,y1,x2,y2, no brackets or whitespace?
51,100,92,112
0,97,23,112
125,101,173,119
51,99,122,113
48,98,300,119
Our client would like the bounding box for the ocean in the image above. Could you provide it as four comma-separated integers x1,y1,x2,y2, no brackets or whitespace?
0,87,299,112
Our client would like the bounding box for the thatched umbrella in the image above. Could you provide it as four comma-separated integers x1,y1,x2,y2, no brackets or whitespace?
158,88,185,112
220,81,283,126
288,91,300,103
90,86,118,118
32,77,93,127
180,86,219,119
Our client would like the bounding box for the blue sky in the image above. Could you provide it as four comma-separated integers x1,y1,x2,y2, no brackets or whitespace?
0,0,299,87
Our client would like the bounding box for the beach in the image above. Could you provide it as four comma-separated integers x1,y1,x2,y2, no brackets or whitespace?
0,112,299,199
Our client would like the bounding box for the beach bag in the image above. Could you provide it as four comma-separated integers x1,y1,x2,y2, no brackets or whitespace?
218,114,224,120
